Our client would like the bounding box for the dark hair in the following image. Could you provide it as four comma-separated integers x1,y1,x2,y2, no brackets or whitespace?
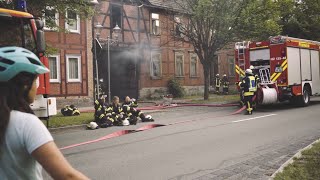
0,72,36,145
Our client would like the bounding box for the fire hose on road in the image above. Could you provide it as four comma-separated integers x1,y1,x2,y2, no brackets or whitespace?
60,102,247,150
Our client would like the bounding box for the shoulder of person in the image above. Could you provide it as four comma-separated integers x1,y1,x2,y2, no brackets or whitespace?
11,110,39,122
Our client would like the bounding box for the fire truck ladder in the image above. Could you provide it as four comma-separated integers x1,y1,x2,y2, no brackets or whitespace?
235,41,248,73
259,68,272,84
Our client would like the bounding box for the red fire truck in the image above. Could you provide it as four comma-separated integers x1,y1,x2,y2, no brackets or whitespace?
0,6,57,119
235,36,320,106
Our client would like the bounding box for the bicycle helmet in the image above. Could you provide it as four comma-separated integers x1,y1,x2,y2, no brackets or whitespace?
0,46,49,82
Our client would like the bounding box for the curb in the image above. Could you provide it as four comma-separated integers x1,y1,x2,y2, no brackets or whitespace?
269,138,320,179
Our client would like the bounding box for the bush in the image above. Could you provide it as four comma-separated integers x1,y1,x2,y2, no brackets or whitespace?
167,78,185,98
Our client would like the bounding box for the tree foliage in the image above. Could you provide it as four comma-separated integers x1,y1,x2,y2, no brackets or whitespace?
279,0,320,41
175,0,281,99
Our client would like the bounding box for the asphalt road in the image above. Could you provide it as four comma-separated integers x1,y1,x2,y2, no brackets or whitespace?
45,97,320,180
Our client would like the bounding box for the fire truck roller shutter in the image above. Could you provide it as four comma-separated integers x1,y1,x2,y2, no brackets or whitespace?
300,49,311,81
311,50,320,95
287,47,301,85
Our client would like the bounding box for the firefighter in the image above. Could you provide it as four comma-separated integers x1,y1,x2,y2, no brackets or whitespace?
221,74,229,95
61,105,80,116
215,74,221,94
237,75,245,107
123,96,138,108
122,96,155,123
240,69,256,115
107,96,137,125
93,95,114,128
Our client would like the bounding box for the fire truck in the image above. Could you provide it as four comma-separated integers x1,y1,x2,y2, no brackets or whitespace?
235,36,320,106
0,4,57,119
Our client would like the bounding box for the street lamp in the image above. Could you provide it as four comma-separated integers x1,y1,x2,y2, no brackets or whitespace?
89,0,100,101
94,22,103,100
106,24,121,104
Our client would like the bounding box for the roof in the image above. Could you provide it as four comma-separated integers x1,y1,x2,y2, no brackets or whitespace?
145,0,186,12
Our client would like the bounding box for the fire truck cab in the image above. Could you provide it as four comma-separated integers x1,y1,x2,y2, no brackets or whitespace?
0,7,57,118
235,36,320,106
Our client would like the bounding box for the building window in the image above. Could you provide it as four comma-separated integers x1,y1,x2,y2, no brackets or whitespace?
228,56,235,77
48,55,60,83
151,13,160,35
190,54,198,77
66,55,81,82
111,5,122,29
150,52,161,78
43,7,59,31
65,10,80,33
174,16,185,38
175,52,184,77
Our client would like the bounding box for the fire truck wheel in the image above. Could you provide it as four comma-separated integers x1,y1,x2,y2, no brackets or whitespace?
297,87,310,107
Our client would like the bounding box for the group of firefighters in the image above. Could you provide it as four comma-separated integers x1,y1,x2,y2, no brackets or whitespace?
213,74,230,95
87,95,155,129
213,65,260,115
63,66,259,125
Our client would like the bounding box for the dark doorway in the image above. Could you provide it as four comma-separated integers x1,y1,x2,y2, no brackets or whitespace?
98,48,140,101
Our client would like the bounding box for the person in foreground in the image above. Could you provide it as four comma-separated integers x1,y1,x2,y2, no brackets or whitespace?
0,47,88,180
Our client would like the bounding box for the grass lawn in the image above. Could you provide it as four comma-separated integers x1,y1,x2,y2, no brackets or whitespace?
42,112,94,128
274,141,320,180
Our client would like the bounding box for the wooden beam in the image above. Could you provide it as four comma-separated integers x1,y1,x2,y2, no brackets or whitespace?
123,8,137,42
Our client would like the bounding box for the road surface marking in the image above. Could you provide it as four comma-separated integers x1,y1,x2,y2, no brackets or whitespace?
232,114,277,123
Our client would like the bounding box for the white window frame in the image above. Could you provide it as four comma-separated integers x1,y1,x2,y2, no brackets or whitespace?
151,13,160,35
65,10,80,34
175,52,184,77
190,53,198,77
228,56,236,77
48,55,60,83
150,51,162,78
43,6,59,31
66,55,81,82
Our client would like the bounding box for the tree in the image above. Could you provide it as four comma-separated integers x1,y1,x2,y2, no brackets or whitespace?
279,0,320,41
175,0,281,100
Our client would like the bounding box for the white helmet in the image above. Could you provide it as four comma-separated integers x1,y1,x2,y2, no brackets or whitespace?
122,118,130,126
145,115,152,120
249,65,254,70
223,74,227,76
245,69,253,75
87,122,98,130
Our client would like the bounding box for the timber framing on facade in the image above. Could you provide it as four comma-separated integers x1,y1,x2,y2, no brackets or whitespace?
94,0,205,99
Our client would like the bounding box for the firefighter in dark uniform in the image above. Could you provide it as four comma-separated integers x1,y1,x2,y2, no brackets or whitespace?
106,96,138,125
250,65,260,109
94,95,114,128
61,105,80,116
122,96,154,123
240,69,256,115
215,74,221,94
221,74,229,95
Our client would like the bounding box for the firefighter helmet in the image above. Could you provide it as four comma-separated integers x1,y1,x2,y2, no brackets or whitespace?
249,65,254,70
0,46,49,82
122,118,130,126
87,122,99,130
146,115,153,120
245,69,253,75
216,74,219,77
223,74,227,77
